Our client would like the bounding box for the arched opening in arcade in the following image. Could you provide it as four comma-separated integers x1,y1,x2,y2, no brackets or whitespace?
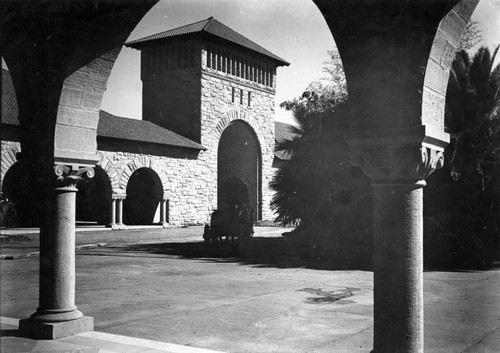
218,120,262,221
124,167,163,225
1,162,33,227
75,165,112,225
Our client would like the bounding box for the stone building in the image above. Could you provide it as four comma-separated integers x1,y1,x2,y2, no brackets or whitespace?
0,1,479,349
1,17,289,227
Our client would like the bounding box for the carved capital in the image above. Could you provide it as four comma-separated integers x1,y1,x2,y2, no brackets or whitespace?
54,165,95,188
349,145,444,183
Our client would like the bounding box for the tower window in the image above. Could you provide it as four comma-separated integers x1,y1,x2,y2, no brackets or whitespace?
232,87,236,103
248,91,251,107
240,89,244,105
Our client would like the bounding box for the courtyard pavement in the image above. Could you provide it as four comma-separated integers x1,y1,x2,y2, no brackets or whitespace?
1,226,499,352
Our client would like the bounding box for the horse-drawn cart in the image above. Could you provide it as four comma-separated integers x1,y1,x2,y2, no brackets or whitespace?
203,205,254,244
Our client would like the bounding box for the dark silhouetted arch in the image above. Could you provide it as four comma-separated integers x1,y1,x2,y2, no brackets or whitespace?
218,120,261,220
1,162,34,226
124,167,163,225
76,165,111,225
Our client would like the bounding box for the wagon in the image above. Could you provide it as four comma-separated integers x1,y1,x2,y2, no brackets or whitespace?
203,205,254,244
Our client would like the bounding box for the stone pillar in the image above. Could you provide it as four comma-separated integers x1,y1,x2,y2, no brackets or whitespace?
160,199,168,228
372,181,424,353
19,165,94,339
108,197,117,229
116,195,126,229
348,139,444,353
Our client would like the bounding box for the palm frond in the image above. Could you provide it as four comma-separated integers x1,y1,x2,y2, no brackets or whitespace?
470,46,492,93
489,62,500,105
491,44,500,70
450,50,470,94
276,135,302,155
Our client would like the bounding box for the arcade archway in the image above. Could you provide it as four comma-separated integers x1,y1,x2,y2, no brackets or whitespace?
124,167,163,225
1,162,32,226
218,120,261,220
75,166,111,225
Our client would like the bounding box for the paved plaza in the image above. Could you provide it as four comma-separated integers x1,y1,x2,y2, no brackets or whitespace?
1,227,499,352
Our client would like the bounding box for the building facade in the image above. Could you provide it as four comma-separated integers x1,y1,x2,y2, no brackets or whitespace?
1,17,289,227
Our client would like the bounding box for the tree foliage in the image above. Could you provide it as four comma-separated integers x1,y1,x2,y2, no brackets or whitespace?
270,104,372,264
272,45,499,268
446,45,500,183
279,49,347,113
458,20,483,52
273,49,353,228
425,45,500,268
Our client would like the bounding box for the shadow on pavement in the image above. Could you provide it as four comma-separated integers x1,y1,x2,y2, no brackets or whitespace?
117,238,374,271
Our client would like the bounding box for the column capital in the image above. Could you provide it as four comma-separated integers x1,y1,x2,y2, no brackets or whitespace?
54,165,95,188
347,141,444,184
112,194,127,200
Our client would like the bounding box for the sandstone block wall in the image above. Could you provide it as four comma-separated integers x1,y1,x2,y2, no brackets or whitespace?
97,149,214,226
199,50,276,221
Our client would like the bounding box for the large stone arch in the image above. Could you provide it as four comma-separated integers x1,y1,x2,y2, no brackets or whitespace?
421,2,479,145
214,109,270,156
52,48,122,167
217,119,263,220
1,1,158,174
120,155,168,195
0,1,159,337
313,1,479,352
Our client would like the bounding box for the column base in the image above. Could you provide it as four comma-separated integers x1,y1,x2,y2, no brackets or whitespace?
19,316,94,339
111,223,126,230
161,222,168,228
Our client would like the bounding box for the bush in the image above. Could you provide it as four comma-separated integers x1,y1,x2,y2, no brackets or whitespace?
0,199,17,228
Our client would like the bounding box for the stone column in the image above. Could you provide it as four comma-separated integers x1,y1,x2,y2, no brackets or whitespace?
160,199,168,228
20,165,94,339
348,140,444,353
116,195,125,229
108,197,117,229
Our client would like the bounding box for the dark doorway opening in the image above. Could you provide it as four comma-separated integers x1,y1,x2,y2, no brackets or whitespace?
1,162,32,227
124,167,162,225
218,120,262,220
76,166,111,225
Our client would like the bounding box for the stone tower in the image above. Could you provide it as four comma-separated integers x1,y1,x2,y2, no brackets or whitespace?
126,17,289,220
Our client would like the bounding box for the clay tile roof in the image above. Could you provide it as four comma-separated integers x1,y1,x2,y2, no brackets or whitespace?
275,121,297,143
2,69,19,126
97,111,206,150
126,17,290,66
274,121,297,161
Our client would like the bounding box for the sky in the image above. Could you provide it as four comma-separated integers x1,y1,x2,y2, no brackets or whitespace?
100,0,500,125
3,0,500,126
100,0,334,125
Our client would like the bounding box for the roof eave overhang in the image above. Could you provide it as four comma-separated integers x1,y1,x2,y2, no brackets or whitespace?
126,31,290,66
97,135,207,151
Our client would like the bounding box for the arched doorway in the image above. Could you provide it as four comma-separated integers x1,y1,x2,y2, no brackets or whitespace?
76,166,111,225
124,167,163,225
1,162,33,226
218,120,261,220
